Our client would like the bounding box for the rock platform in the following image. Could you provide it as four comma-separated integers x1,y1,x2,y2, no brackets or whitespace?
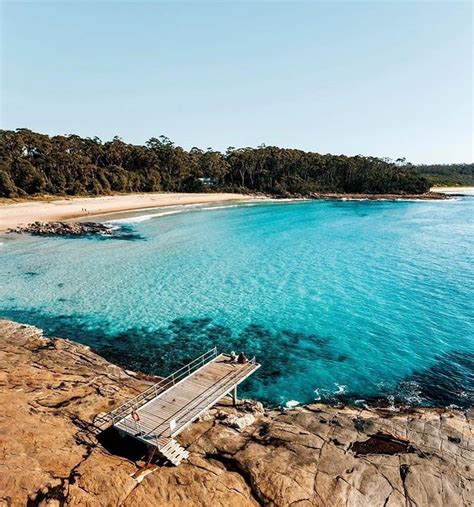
0,319,472,506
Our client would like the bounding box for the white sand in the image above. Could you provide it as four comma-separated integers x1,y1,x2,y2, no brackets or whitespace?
0,192,253,231
432,186,474,194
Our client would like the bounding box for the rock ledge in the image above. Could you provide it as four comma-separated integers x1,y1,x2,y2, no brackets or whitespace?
0,319,472,507
7,221,113,236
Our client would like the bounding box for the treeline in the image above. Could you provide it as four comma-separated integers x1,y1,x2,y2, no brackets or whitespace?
0,128,430,198
411,164,474,187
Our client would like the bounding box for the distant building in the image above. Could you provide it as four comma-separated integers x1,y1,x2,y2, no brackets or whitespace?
198,177,216,187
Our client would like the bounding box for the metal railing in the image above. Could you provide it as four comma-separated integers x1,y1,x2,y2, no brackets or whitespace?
138,356,260,447
108,346,218,425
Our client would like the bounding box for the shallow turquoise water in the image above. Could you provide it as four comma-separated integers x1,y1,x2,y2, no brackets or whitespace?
1,198,473,407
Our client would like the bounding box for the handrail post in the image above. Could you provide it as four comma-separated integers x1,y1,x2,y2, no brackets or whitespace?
108,346,226,428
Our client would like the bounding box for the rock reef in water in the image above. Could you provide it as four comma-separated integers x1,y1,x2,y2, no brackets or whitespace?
7,221,113,236
0,319,472,506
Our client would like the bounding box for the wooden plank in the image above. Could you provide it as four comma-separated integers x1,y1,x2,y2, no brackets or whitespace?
114,353,260,448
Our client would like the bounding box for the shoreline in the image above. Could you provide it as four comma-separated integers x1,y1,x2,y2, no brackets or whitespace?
0,192,255,232
1,318,471,506
431,186,474,194
0,190,453,232
1,317,468,413
309,190,448,201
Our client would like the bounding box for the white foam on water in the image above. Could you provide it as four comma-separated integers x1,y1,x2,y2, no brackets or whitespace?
198,203,260,211
107,210,184,224
198,202,265,211
106,201,263,223
386,395,399,412
266,198,307,204
285,400,300,408
354,399,370,409
107,225,121,231
199,204,241,211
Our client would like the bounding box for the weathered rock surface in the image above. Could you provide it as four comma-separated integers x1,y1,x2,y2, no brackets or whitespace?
309,191,449,201
7,221,113,236
0,319,472,506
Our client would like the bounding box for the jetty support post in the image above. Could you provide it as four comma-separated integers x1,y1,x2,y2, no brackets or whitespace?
232,385,238,406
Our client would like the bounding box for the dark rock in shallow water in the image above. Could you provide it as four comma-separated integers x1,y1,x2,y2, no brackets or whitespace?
398,351,474,408
8,221,113,237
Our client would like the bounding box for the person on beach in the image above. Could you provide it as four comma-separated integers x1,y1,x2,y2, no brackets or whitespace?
237,352,247,364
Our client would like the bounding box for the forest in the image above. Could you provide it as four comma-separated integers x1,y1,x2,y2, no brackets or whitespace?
410,163,474,187
0,128,436,198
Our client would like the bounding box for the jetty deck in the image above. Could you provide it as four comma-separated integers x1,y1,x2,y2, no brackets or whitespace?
109,348,260,451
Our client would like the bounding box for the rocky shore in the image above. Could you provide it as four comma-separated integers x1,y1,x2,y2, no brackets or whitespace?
308,191,449,201
0,319,472,506
256,191,449,201
7,221,114,237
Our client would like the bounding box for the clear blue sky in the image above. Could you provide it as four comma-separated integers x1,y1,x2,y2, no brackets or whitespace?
1,1,472,163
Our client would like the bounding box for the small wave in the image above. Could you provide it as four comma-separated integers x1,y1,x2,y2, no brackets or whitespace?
385,395,399,412
199,203,261,211
107,201,262,223
285,400,300,408
314,386,340,400
108,210,184,224
199,204,242,211
395,381,425,405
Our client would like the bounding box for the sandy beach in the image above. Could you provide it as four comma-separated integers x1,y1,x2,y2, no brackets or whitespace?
0,192,252,232
431,186,474,194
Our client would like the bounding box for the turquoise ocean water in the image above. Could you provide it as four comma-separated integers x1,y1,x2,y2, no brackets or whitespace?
1,197,473,407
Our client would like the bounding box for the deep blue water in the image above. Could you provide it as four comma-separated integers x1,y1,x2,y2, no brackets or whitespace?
1,198,473,407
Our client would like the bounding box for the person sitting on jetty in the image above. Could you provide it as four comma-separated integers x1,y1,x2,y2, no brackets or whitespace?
237,352,248,364
230,351,237,362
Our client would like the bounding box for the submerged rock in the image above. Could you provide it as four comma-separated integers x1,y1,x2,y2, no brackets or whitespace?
0,319,472,506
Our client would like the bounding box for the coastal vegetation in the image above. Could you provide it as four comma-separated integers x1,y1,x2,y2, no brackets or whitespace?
410,163,474,187
0,128,433,198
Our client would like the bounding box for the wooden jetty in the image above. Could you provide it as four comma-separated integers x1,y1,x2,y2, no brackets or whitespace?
105,348,260,465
